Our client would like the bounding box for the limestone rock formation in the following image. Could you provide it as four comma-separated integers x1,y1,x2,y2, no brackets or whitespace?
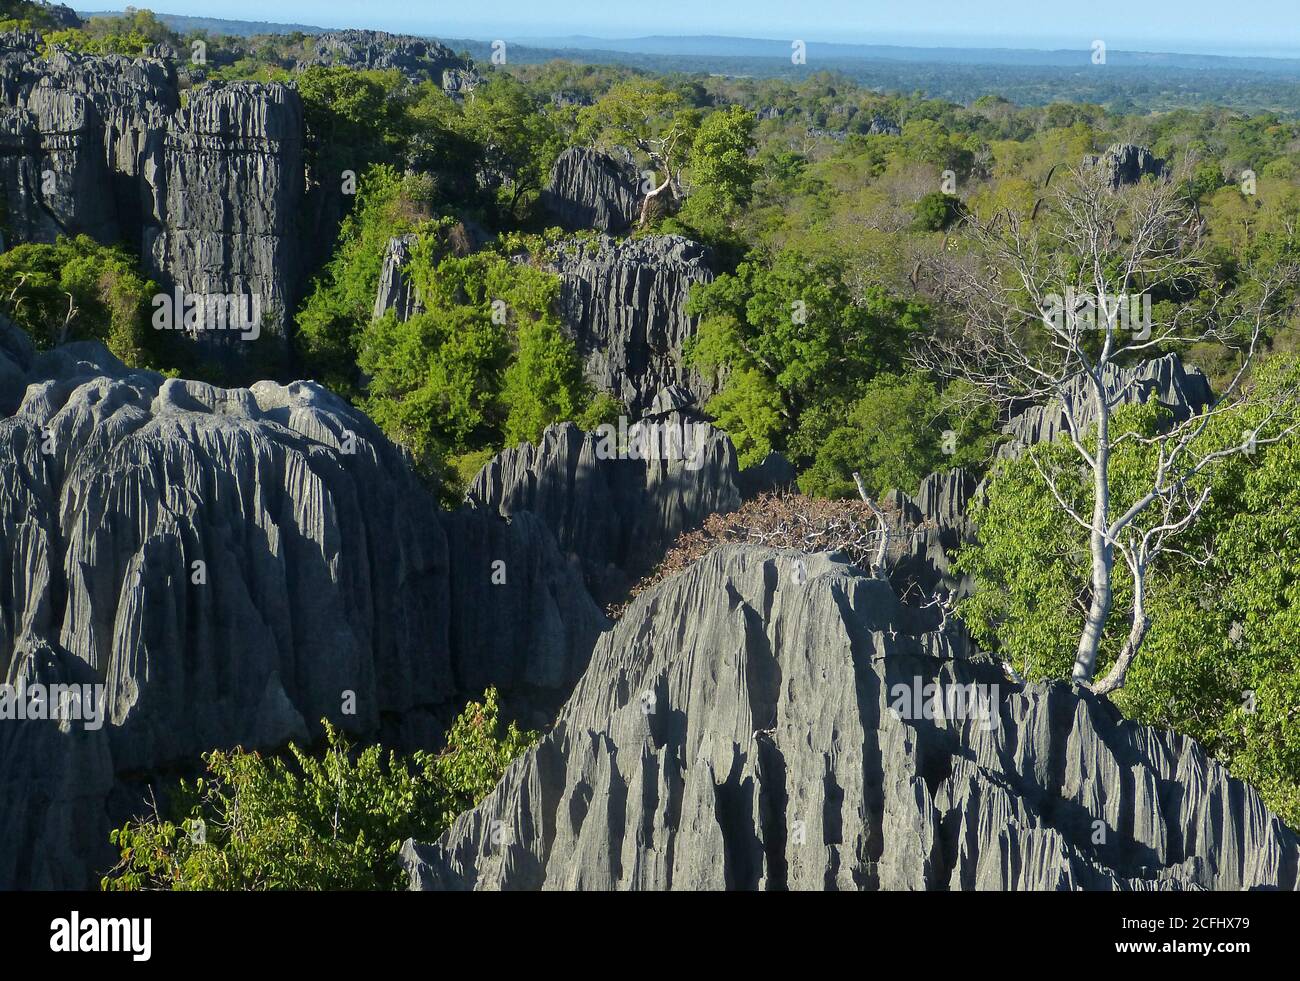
999,353,1212,457
372,234,424,321
297,30,474,92
403,545,1300,891
144,81,305,360
1083,143,1169,188
548,234,718,414
369,227,718,416
467,414,744,604
884,467,981,601
0,33,309,366
0,332,605,888
541,146,642,234
0,38,179,244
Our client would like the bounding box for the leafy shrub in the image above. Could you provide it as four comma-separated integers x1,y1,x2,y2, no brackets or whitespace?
101,688,536,891
0,235,159,368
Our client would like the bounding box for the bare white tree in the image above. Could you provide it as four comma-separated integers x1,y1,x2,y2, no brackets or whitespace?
915,161,1298,692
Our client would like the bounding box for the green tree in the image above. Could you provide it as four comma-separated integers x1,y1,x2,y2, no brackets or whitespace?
296,166,438,394
680,105,759,229
956,362,1300,826
357,238,596,478
798,373,999,499
0,235,158,368
687,247,926,469
458,73,561,221
501,316,590,446
578,78,699,225
102,689,536,891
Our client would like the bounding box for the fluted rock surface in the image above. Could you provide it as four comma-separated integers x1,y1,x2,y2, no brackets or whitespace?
0,34,308,367
548,234,717,414
467,415,743,603
403,545,1299,891
1083,143,1169,188
885,467,981,601
999,354,1212,457
0,38,178,243
0,335,605,888
372,234,424,321
541,146,642,233
297,30,473,91
144,81,304,359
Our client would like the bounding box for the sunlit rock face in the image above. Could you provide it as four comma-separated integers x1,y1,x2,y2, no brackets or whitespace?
541,146,643,235
548,234,718,415
0,332,605,888
404,545,1300,892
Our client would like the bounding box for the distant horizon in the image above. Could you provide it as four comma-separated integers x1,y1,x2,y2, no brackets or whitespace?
72,2,1300,61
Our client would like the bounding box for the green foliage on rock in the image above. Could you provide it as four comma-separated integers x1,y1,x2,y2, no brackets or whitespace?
357,232,603,480
296,165,436,394
955,360,1300,826
686,246,928,473
101,689,536,891
0,234,160,368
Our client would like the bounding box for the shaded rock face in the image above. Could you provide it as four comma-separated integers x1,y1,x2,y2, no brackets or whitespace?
884,467,981,602
548,234,717,414
0,40,179,244
297,30,473,92
467,417,744,604
999,354,1212,457
1083,143,1169,188
372,234,424,321
0,335,605,888
403,545,1300,891
0,34,309,366
144,82,305,361
541,146,642,234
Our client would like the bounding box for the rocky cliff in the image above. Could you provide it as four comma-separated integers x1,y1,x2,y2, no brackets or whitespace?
998,354,1213,457
548,234,718,414
404,545,1299,890
541,146,643,234
1082,143,1170,188
0,33,306,364
466,403,746,604
145,81,304,361
0,321,605,888
296,30,475,93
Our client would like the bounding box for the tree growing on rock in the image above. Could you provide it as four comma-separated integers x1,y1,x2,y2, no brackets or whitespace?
578,79,700,227
917,161,1299,692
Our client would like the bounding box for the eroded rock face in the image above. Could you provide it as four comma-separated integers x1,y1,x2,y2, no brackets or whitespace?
0,34,308,366
372,234,424,322
0,38,179,244
541,146,642,234
1083,143,1169,188
467,415,744,604
549,234,717,414
0,335,605,888
403,545,1300,891
144,81,305,361
999,353,1212,457
296,30,473,92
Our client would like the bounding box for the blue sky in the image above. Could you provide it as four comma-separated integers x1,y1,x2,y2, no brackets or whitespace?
82,1,1300,58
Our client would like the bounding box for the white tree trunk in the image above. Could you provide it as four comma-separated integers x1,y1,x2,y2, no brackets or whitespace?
1073,386,1113,682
